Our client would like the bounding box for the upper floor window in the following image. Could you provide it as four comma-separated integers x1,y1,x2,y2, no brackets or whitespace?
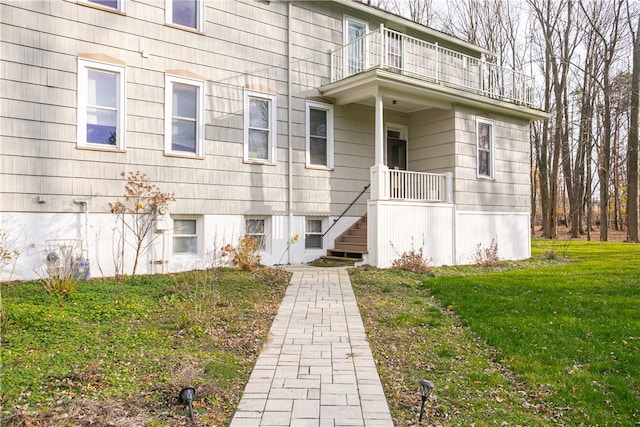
165,74,204,157
77,58,126,150
306,101,334,169
244,90,277,163
476,118,495,179
83,0,125,12
344,16,368,75
166,0,204,31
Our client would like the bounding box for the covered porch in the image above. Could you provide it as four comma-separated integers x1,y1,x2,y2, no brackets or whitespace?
320,24,541,267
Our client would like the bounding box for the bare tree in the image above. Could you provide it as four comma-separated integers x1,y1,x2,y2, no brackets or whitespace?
581,0,626,241
628,11,640,242
528,0,577,238
392,0,436,27
571,32,599,237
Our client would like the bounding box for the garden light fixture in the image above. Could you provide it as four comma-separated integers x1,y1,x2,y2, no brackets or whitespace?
418,379,434,422
179,387,196,423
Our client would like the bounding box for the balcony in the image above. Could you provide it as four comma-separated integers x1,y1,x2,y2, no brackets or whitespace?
329,25,535,108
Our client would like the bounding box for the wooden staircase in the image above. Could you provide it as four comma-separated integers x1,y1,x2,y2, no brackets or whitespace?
326,216,367,261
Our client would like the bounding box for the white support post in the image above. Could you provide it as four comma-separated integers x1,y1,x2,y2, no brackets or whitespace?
370,94,389,201
330,49,334,82
380,23,385,68
480,53,485,93
375,94,384,166
445,172,454,203
435,42,439,83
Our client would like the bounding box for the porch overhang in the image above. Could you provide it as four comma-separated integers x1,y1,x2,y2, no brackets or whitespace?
320,68,549,121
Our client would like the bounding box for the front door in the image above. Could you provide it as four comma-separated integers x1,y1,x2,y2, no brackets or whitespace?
387,137,407,170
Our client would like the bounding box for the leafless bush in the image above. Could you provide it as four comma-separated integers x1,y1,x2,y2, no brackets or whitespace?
41,241,84,297
390,241,432,274
473,238,500,266
109,171,174,275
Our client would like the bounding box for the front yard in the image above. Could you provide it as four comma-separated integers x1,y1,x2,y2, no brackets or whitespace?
1,240,638,426
351,240,640,425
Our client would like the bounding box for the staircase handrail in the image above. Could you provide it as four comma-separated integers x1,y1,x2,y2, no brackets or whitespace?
322,184,370,237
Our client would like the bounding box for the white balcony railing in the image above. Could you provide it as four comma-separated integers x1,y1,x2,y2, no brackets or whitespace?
389,170,448,201
331,25,535,107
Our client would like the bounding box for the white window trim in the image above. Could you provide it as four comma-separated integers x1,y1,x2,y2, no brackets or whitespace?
343,15,369,76
476,117,495,179
172,216,201,256
77,58,126,150
305,101,334,169
245,217,271,253
305,217,325,250
166,0,204,32
244,90,278,163
80,0,126,13
164,74,205,157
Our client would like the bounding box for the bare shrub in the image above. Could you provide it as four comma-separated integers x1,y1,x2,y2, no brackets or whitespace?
109,171,175,275
222,235,262,271
0,229,20,274
390,242,432,274
41,241,84,297
1,228,21,343
473,238,500,266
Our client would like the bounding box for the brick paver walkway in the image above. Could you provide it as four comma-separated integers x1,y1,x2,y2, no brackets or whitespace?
229,266,394,427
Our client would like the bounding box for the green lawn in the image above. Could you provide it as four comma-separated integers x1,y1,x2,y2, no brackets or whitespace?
350,240,640,425
1,268,290,426
2,242,638,426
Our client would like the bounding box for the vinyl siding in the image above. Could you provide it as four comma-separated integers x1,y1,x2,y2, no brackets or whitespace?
1,0,533,218
453,106,531,212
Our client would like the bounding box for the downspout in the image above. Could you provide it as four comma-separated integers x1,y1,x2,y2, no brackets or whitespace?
287,1,293,264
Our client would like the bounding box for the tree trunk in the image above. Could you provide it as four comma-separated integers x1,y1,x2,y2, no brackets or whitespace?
628,15,640,242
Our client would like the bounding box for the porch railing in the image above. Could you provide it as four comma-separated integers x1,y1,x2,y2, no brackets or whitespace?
330,25,535,107
389,170,447,201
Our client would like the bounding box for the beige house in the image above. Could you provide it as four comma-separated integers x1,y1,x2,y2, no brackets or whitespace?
0,0,546,281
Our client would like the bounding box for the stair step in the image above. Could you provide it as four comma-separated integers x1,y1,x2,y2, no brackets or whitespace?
326,249,366,258
340,235,366,244
334,242,367,251
324,215,368,262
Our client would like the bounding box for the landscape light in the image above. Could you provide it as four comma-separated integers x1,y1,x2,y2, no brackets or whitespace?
418,379,434,423
179,387,196,423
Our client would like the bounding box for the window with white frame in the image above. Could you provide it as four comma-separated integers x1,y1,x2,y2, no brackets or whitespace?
244,90,277,163
245,218,268,251
344,16,368,76
306,101,334,168
476,118,495,179
173,218,198,254
166,0,203,31
165,74,204,156
305,218,323,249
83,0,125,12
77,58,126,150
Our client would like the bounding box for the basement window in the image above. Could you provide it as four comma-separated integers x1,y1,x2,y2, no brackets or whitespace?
305,218,323,249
